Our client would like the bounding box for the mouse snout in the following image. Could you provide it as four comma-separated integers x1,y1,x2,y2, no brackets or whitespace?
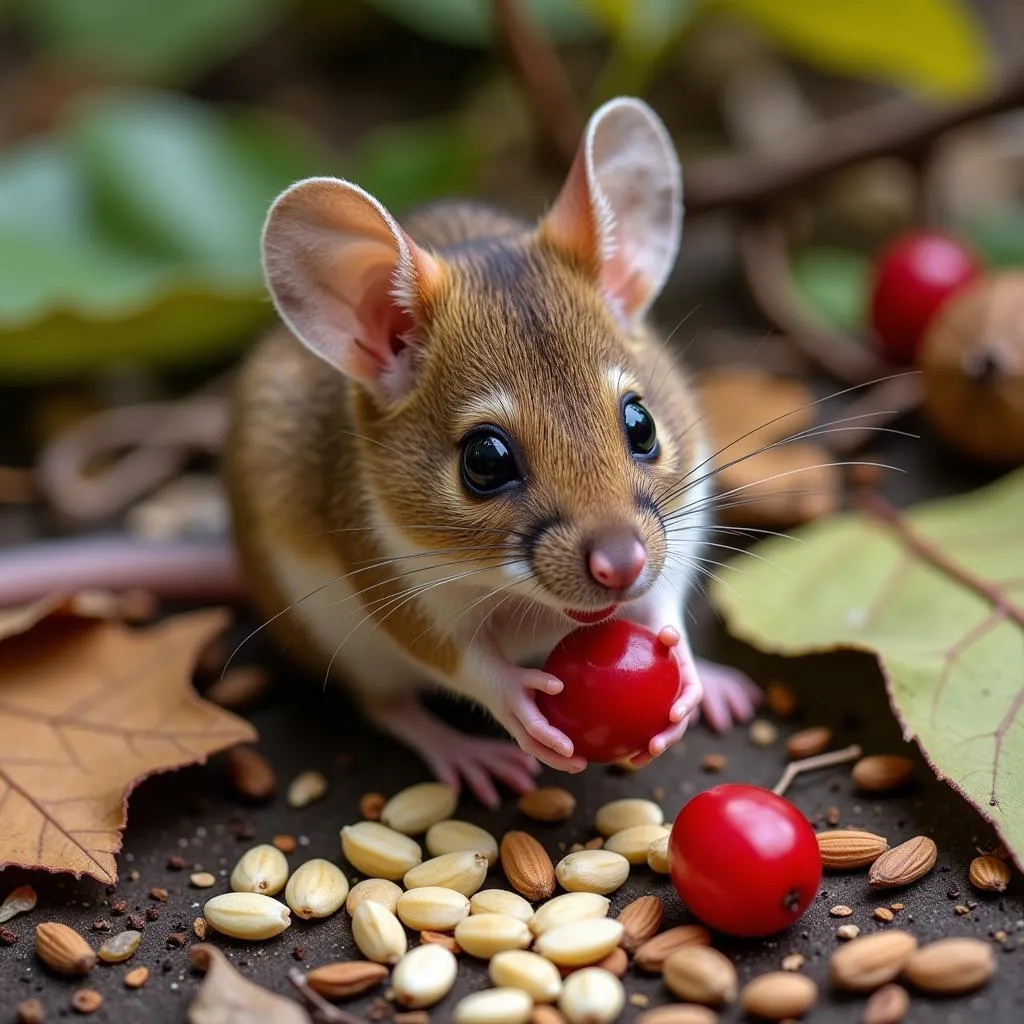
587,527,646,590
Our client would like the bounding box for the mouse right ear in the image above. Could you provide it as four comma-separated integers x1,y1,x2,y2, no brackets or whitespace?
261,177,446,401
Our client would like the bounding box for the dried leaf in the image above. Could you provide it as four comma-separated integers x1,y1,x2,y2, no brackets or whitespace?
711,469,1024,866
0,608,255,883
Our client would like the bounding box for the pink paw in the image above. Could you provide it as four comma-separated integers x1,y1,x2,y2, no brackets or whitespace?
420,734,541,809
693,658,761,732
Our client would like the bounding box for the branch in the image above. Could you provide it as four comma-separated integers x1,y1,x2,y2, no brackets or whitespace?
773,744,862,797
287,969,367,1024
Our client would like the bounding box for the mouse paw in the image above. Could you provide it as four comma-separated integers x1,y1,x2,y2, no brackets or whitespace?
693,658,761,732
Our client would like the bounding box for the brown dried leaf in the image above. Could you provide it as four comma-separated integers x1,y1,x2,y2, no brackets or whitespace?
189,945,310,1024
0,608,255,883
0,593,115,643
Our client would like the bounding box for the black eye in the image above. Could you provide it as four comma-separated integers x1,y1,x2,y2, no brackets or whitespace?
623,399,658,458
460,429,521,495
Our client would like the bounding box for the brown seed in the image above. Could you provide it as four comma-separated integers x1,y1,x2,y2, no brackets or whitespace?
70,990,103,1014
663,946,738,1006
636,1007,717,1024
124,966,150,989
531,1007,570,1024
205,666,269,710
584,837,604,850
889,903,903,912
420,930,461,954
518,787,577,823
873,908,894,923
969,855,1011,893
634,925,712,972
781,953,805,971
225,744,276,801
149,886,169,902
868,837,937,888
852,755,914,793
862,983,909,1024
190,871,217,888
825,806,841,826
836,925,861,941
617,895,664,952
16,1000,45,1024
273,834,298,853
361,792,386,821
594,945,628,978
500,831,555,901
740,971,817,1020
817,830,889,870
193,917,207,940
830,930,918,991
764,681,799,718
35,923,96,975
701,753,726,772
786,726,832,760
306,960,390,999
830,905,854,918
902,937,996,995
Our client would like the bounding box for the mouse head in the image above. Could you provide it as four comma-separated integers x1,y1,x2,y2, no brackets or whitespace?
262,98,704,624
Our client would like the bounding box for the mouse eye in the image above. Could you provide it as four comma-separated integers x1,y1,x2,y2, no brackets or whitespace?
623,398,658,459
460,428,521,496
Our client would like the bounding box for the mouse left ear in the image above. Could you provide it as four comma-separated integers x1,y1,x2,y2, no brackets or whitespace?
538,97,682,325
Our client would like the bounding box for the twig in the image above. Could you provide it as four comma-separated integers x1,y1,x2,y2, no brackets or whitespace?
287,969,367,1024
773,744,862,797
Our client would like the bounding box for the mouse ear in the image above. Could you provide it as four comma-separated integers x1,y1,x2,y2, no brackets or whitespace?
538,97,682,324
261,177,445,401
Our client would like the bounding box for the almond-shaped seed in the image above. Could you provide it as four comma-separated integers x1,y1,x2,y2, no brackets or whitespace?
472,889,535,924
502,832,556,901
427,820,499,866
382,782,458,835
862,983,909,1024
555,850,630,895
203,892,291,940
830,930,918,992
491,949,562,1003
404,851,489,897
0,884,37,924
230,843,290,895
531,893,610,936
124,966,150,989
97,929,141,963
533,918,624,967
346,878,403,916
352,900,407,965
634,926,712,973
592,946,628,979
617,895,664,951
559,967,624,1024
852,755,914,793
285,858,349,919
519,788,577,823
647,835,670,874
817,830,890,870
392,942,458,1008
663,947,737,1006
306,961,389,1000
594,799,664,837
35,922,97,975
397,886,471,931
603,825,671,865
902,937,996,995
455,913,533,959
969,855,1011,893
740,971,816,1019
191,871,217,888
868,837,937,889
636,1006,717,1024
341,822,423,880
454,987,533,1024
287,769,328,808
71,990,103,1014
786,726,832,760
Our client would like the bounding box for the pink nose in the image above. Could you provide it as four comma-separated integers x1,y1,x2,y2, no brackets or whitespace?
587,532,646,590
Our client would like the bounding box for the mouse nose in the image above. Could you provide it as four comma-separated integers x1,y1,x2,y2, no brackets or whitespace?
587,529,646,590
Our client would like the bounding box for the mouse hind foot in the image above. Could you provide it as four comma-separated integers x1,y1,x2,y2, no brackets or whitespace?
694,658,761,731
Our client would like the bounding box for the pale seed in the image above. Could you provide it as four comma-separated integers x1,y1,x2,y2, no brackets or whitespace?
647,835,670,874
868,837,937,888
472,888,535,924
285,858,349,919
781,953,805,971
352,899,407,965
830,930,917,991
193,917,207,940
346,877,403,916
454,987,533,1024
555,850,629,895
969,855,1011,893
190,871,217,888
306,960,389,999
16,999,45,1024
559,967,624,1024
404,851,489,897
0,884,37,924
428,820,499,866
533,918,624,967
230,843,290,895
830,905,854,917
902,937,996,995
392,942,458,1008
749,719,779,747
852,754,914,793
594,799,664,837
341,821,423,880
817,830,889,870
397,886,471,931
97,929,141,963
530,893,609,936
501,832,556,901
636,1006,717,1024
287,769,328,808
491,950,562,1003
603,825,670,865
455,913,533,959
35,922,97,975
836,925,861,941
382,782,458,835
203,892,291,940
740,971,816,1020
519,788,577,823
617,895,664,952
124,966,150,989
71,989,103,1014
663,946,737,1006
634,926,712,973
862,983,909,1024
786,726,831,759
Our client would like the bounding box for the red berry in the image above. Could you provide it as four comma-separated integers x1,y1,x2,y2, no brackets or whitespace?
538,620,682,763
669,784,821,937
869,231,981,365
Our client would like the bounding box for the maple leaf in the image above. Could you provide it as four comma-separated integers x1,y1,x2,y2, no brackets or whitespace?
710,468,1024,867
0,607,256,883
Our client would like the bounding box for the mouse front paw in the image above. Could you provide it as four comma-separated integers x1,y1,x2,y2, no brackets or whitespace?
693,658,761,732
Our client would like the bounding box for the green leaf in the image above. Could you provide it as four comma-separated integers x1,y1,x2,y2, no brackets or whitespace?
710,470,1024,866
711,0,992,98
790,247,869,334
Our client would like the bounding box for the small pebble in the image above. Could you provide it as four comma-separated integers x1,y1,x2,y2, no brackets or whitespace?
748,719,779,747
110,900,127,915
17,998,45,1023
145,907,160,922
127,913,146,931
91,919,111,932
128,870,141,882
0,926,17,945
836,924,860,940
167,932,186,948
890,903,903,912
167,854,186,871
149,887,169,902
954,905,971,916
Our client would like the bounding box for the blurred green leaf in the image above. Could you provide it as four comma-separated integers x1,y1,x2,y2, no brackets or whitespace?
18,0,287,83
790,247,869,334
963,210,1024,270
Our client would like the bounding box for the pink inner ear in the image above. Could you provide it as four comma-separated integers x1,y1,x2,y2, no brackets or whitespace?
603,254,650,321
353,276,417,372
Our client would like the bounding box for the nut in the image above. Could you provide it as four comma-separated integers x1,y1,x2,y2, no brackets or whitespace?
868,837,937,888
352,900,407,965
392,943,458,1008
382,782,458,835
862,983,909,1024
455,913,533,959
346,877,403,916
594,799,664,837
969,855,1011,893
306,961,389,999
533,918,624,967
421,929,462,953
559,967,625,1024
35,922,97,975
902,937,996,995
285,858,349,919
97,929,141,963
519,787,577,823
662,946,737,1006
454,988,533,1024
786,726,832,759
634,925,712,972
427,820,499,866
852,755,914,793
490,949,562,1002
591,946,628,978
530,893,609,936
397,886,471,931
830,930,918,991
740,971,816,1020
287,769,328,808
647,835,670,874
225,745,276,801
203,892,291,940
404,851,489,897
603,825,670,865
616,895,664,952
71,989,103,1014
554,850,629,895
501,831,556,901
472,888,535,924
230,843,290,895
817,830,890,870
341,821,423,880
636,1006,717,1024
123,966,150,989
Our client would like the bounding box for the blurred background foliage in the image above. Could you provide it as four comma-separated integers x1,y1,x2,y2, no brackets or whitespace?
0,0,1015,377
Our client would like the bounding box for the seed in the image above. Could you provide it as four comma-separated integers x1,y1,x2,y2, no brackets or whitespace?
817,830,889,870
16,999,44,1024
353,899,407,964
617,895,664,952
97,929,141,963
428,820,499,866
285,858,349,919
381,782,458,835
501,831,556,901
35,922,97,975
190,872,217,888
70,989,103,1014
874,907,894,923
273,834,298,853
764,680,798,717
591,946,628,978
230,843,290,895
454,988,533,1024
472,889,534,923
455,913,533,959
203,891,291,940
288,769,328,808
830,905,854,917
826,806,841,825
782,953,805,971
701,754,726,772
361,792,386,821
862,983,909,1024
533,918,624,967
969,855,1011,893
749,719,779,747
392,943,458,1008
830,930,918,991
205,666,269,709
902,937,996,995
663,946,737,1006
406,851,489,896
531,893,609,936
634,926,712,972
531,1007,569,1024
555,850,629,895
491,950,562,1002
124,966,150,989
421,930,462,953
868,837,937,888
0,884,37,924
306,961,389,999
397,886,471,931
193,918,207,940
647,836,670,874
557,967,624,1024
519,788,577,823
836,925,860,941
636,1006,717,1024
740,971,817,1020
346,878,403,916
225,745,276,801
594,799,664,837
341,822,423,880
851,755,914,793
786,726,832,759
603,825,670,865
